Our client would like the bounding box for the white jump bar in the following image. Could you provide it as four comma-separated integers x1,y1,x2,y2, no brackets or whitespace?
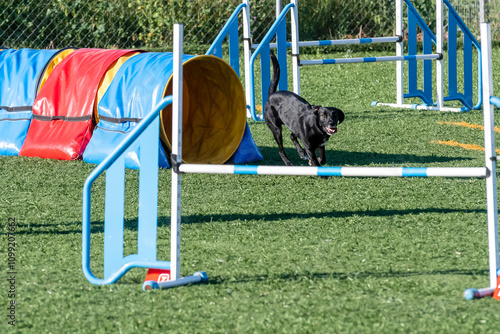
179,165,487,178
254,36,401,49
300,54,441,66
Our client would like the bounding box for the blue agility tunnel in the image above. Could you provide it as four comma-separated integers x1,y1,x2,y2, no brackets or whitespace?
0,48,74,156
84,52,262,169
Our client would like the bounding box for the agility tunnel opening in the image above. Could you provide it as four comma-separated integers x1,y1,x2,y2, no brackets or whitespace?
161,55,247,164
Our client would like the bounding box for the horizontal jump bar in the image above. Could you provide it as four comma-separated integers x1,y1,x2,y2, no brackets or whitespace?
254,36,401,49
300,54,441,66
179,165,487,178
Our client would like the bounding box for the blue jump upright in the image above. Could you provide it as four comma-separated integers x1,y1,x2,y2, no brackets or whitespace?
82,96,176,285
82,25,207,289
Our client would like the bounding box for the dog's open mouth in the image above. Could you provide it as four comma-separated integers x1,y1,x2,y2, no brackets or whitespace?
325,126,337,135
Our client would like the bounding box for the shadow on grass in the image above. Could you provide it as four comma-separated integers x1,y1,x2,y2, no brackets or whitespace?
78,268,492,286
257,146,473,166
208,268,490,286
9,207,486,235
167,207,486,226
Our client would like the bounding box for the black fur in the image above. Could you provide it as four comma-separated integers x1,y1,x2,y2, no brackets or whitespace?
264,50,344,166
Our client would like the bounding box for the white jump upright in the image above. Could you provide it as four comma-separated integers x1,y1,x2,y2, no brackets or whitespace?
464,22,499,300
242,0,252,117
290,0,300,95
481,22,499,292
170,23,184,283
147,24,208,290
396,0,404,106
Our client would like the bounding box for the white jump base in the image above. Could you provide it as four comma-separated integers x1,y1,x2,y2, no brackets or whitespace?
373,102,465,113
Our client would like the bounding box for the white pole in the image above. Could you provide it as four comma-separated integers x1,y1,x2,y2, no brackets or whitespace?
276,0,281,17
291,0,300,95
480,0,488,23
243,0,252,118
170,23,183,282
396,0,404,105
480,0,485,22
179,164,487,178
436,0,444,109
480,22,499,289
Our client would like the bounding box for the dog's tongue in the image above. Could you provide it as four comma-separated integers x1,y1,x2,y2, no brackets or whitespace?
325,127,337,135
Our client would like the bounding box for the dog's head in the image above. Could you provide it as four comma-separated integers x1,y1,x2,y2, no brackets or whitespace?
313,106,344,136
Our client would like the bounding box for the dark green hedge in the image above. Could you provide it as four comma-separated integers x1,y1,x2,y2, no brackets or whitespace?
0,0,459,50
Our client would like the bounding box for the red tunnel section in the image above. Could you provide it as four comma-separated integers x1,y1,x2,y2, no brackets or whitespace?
19,48,138,160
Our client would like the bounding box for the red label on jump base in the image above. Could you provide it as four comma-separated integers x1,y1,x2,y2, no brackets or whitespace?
493,275,500,300
145,268,171,283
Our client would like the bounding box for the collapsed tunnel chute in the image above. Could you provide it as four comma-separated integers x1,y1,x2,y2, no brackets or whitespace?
84,52,261,168
19,48,139,160
0,48,74,156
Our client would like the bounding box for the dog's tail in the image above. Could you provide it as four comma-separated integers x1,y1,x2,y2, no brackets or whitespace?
268,50,280,98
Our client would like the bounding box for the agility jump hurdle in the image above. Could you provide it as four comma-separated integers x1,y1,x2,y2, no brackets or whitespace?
166,22,498,296
207,0,482,120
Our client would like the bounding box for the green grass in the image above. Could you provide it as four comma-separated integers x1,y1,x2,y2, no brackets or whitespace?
2,48,500,333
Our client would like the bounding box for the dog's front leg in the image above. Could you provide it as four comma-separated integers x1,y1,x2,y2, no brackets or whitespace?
290,133,308,160
305,149,321,167
279,148,294,166
307,148,329,179
318,146,326,165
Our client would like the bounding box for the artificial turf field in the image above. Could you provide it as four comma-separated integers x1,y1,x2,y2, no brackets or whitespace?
1,48,500,333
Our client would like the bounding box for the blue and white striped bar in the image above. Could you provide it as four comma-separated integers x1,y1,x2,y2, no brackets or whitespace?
254,36,401,49
179,165,487,178
300,54,441,66
372,102,465,113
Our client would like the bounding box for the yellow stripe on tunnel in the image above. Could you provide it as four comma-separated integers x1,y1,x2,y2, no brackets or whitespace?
37,48,76,93
94,51,142,123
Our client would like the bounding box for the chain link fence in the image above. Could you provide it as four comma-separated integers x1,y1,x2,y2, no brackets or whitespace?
0,0,497,51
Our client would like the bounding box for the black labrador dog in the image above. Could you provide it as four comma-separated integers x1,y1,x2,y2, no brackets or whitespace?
264,50,344,166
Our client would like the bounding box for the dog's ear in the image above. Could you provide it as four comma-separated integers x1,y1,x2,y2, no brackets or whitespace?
337,109,345,124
